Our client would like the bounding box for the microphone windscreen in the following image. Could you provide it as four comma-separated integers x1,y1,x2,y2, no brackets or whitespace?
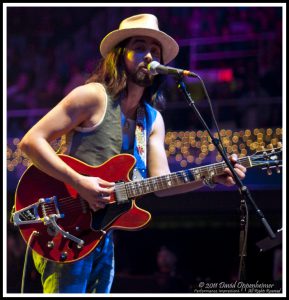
147,61,160,75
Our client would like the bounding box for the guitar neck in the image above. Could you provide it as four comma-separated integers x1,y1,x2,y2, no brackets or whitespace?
124,156,252,198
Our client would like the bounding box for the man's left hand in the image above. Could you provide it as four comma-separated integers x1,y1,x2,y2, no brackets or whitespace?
213,154,247,186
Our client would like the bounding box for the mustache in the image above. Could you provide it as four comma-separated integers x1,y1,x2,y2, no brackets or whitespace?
138,62,150,70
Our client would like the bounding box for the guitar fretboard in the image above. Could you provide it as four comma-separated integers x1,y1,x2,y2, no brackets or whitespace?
124,156,252,198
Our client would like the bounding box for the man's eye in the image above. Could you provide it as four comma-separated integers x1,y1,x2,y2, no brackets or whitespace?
134,45,145,51
152,49,161,58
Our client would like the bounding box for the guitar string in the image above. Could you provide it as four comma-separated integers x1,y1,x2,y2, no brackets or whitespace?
126,158,251,196
44,200,89,213
81,158,250,200
43,196,119,214
41,195,88,213
42,157,254,213
43,195,117,211
133,156,259,196
32,152,280,217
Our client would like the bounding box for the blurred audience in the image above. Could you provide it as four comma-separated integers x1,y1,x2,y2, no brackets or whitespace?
7,7,282,135
154,246,189,292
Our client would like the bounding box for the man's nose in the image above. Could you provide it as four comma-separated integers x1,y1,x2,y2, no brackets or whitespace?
144,51,153,63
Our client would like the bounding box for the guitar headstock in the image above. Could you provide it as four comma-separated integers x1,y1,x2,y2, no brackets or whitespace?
250,146,282,175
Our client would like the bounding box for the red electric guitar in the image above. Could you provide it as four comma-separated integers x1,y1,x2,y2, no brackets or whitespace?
12,147,282,263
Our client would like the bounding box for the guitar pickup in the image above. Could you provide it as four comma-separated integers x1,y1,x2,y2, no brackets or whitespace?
115,182,129,204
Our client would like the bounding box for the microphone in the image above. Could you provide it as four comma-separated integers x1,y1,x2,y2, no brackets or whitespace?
147,61,198,78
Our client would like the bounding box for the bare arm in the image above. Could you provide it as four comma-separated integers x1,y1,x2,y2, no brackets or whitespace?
147,112,205,197
19,83,114,211
147,112,247,197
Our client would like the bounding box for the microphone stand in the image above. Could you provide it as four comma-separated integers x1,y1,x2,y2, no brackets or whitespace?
175,75,276,280
238,197,248,281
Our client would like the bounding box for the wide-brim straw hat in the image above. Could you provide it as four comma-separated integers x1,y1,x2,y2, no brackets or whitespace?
100,14,179,65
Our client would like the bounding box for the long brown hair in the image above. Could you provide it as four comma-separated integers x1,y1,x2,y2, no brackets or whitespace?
85,40,127,99
86,39,166,110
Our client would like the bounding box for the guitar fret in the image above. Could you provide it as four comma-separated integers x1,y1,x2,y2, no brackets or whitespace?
159,177,164,190
182,170,188,183
166,175,172,187
137,181,143,195
175,171,184,184
144,180,150,193
171,173,177,185
142,181,148,193
194,167,201,178
146,178,152,193
135,181,142,196
155,178,161,191
129,182,137,197
214,162,224,175
132,181,138,196
158,178,163,190
152,178,158,191
176,171,185,184
124,154,267,198
161,176,168,189
161,178,166,189
126,182,133,198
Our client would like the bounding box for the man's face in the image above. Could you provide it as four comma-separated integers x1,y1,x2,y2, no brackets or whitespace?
124,36,162,87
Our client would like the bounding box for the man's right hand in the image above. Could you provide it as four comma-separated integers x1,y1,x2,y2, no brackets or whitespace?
74,175,115,212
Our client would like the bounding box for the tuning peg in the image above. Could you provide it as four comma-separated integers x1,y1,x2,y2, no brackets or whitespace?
266,166,272,175
276,165,281,174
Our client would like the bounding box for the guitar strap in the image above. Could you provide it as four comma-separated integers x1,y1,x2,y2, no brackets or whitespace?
133,104,147,180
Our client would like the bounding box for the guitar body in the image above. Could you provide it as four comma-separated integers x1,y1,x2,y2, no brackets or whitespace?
14,154,151,263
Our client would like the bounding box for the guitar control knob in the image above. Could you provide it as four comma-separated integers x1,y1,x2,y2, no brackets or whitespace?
47,241,54,248
60,252,67,261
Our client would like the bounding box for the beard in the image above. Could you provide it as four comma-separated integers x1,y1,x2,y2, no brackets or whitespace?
127,67,154,87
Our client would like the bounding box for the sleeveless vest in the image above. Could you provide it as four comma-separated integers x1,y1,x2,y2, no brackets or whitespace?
58,85,157,178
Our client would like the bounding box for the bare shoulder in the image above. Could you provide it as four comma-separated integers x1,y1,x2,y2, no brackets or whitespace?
155,110,165,123
151,110,165,134
61,82,107,111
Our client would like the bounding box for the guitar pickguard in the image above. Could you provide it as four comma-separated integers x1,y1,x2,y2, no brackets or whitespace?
91,201,132,231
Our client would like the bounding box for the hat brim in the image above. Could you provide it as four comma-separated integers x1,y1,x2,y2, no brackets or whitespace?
100,28,179,65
